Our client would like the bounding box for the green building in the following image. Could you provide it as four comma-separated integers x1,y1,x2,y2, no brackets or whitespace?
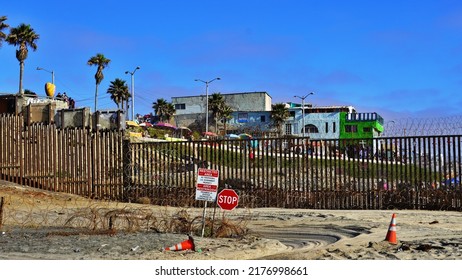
339,112,384,157
340,112,384,139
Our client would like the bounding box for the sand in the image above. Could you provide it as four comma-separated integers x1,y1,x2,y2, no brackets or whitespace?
1,180,462,260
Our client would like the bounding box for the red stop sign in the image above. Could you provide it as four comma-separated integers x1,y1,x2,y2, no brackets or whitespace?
217,189,239,210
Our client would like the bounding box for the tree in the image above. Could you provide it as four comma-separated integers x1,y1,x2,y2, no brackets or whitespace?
87,53,110,112
23,89,37,97
6,23,39,95
163,103,176,123
0,16,9,48
218,104,233,135
208,92,226,132
270,103,289,136
107,78,130,110
152,98,176,122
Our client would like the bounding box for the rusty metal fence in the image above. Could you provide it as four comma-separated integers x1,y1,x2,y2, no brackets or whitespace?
124,134,462,210
0,114,124,200
1,114,462,210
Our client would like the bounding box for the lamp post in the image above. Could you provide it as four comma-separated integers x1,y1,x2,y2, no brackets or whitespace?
195,77,221,133
125,66,140,121
294,92,314,137
36,67,54,84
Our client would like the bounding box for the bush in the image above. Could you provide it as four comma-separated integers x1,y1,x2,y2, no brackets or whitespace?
137,197,151,204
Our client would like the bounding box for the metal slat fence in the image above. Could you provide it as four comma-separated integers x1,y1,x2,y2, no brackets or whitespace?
1,114,462,210
0,114,124,200
124,136,462,210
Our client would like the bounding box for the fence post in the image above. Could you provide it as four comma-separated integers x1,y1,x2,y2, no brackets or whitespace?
19,115,25,186
0,197,4,230
122,139,132,202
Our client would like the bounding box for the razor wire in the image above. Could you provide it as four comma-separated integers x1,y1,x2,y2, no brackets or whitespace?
382,115,462,136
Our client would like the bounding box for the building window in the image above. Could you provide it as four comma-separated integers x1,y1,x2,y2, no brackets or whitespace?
260,115,266,122
363,127,372,133
325,122,329,133
345,125,358,133
333,122,336,133
238,113,248,123
306,124,319,133
285,123,292,135
174,103,186,110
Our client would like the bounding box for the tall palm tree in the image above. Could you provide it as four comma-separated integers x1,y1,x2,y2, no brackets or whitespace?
208,92,225,132
270,103,290,136
6,23,39,95
87,53,110,112
107,78,130,110
0,16,9,48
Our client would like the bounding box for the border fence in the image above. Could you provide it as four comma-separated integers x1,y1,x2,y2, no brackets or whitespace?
1,114,462,210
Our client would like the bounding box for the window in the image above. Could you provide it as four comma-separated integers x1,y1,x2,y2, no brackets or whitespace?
306,124,319,133
345,125,358,133
285,123,292,135
238,113,248,123
333,122,336,133
325,122,329,133
260,115,266,122
363,127,372,133
174,103,185,110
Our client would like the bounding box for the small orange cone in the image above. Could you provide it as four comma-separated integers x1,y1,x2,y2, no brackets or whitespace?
164,235,195,251
385,213,398,244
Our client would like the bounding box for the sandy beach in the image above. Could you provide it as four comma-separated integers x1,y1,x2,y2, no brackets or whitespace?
1,179,462,260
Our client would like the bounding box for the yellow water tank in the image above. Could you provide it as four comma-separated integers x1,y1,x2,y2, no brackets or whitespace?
45,82,56,98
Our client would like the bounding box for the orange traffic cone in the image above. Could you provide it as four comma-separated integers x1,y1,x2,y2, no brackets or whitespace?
164,235,195,251
385,213,398,244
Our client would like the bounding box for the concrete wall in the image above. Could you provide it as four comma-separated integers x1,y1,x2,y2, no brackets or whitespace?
226,111,273,133
171,95,206,115
173,113,205,128
172,92,272,115
222,92,272,111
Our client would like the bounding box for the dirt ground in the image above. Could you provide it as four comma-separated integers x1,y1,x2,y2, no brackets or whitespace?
1,179,462,260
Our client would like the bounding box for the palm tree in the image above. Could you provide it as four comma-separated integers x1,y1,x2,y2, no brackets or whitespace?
208,92,225,132
107,78,130,110
270,103,290,136
152,99,176,123
152,98,169,122
0,16,9,48
87,53,111,112
218,104,233,135
6,23,39,95
163,103,176,123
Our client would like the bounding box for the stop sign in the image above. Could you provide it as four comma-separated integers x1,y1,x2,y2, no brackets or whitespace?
217,189,239,210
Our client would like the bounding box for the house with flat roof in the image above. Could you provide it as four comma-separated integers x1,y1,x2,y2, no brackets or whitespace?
287,105,356,139
171,92,272,130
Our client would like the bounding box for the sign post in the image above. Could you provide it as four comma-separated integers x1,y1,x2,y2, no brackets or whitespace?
195,168,219,237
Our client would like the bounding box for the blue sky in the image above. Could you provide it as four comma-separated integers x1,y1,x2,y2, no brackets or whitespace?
2,0,462,122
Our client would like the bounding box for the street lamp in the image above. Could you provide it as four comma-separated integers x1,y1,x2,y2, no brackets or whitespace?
195,77,221,133
294,92,314,137
125,66,140,121
36,67,55,84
